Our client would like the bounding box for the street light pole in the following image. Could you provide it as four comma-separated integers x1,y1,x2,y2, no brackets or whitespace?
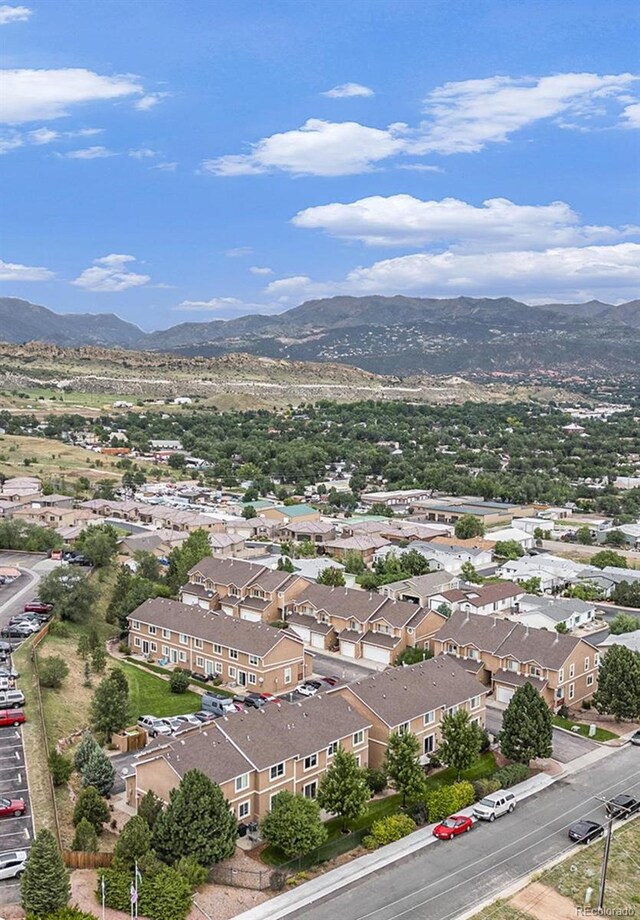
597,811,614,913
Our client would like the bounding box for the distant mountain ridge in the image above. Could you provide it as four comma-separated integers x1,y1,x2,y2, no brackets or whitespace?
1,294,639,376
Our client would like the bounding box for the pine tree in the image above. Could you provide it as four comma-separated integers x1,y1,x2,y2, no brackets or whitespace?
89,670,129,740
73,733,101,774
384,730,426,806
152,769,237,866
73,786,110,832
317,745,370,831
438,710,483,780
113,815,153,870
499,682,553,765
81,747,116,795
21,829,70,915
91,645,107,674
76,634,91,659
138,789,164,830
71,817,98,852
83,660,92,687
593,646,640,721
316,566,346,587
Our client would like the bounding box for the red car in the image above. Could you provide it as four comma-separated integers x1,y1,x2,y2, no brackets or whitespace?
23,601,53,614
0,796,26,818
0,710,25,728
259,693,279,703
432,815,474,840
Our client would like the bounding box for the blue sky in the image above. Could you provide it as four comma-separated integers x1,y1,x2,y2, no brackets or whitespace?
1,0,639,331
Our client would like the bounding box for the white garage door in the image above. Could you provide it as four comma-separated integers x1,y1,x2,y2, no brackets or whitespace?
496,686,515,704
362,645,391,665
310,633,325,649
341,641,356,658
290,624,311,643
240,610,262,622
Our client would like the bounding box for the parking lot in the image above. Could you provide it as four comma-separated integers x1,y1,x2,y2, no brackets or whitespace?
0,719,33,904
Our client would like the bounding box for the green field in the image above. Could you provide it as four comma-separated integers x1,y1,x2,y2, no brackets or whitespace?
120,661,201,720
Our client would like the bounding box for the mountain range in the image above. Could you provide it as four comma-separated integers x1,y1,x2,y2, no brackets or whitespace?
1,295,639,376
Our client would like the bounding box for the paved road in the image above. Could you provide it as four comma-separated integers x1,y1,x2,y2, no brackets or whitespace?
485,706,599,763
311,651,379,684
292,744,640,920
0,552,59,631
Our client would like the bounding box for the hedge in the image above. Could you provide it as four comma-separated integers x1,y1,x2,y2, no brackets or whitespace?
492,764,529,788
97,866,192,920
363,814,416,850
426,781,475,822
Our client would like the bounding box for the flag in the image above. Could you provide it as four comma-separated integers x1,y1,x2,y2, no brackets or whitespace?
101,875,106,903
130,883,138,905
135,865,143,885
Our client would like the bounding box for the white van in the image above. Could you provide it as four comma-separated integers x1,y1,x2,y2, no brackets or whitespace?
0,850,27,880
473,790,517,822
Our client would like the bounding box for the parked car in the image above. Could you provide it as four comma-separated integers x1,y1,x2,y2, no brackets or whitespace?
473,791,517,822
0,678,16,691
189,670,212,683
159,717,185,734
298,680,323,697
68,554,91,566
175,713,201,726
243,693,267,709
193,710,217,723
258,692,279,703
629,729,640,746
568,820,604,843
0,668,19,680
0,691,25,710
0,850,27,880
201,692,242,717
137,715,172,737
6,620,39,635
23,601,53,614
0,710,25,728
606,794,640,819
433,815,474,840
0,626,33,639
320,675,340,687
0,797,26,818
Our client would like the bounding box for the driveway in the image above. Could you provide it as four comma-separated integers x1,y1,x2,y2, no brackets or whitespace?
485,705,599,763
311,650,379,684
0,721,34,906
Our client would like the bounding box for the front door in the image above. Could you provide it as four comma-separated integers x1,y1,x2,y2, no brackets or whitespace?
238,671,247,687
142,640,149,655
170,648,178,664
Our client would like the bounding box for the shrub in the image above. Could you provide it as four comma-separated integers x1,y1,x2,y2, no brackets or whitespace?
582,699,592,710
269,870,288,892
405,801,429,826
364,813,416,849
478,729,492,753
169,668,191,694
71,817,98,853
426,781,475,822
364,768,387,796
48,749,73,786
73,786,110,832
472,777,501,801
118,641,131,655
98,866,192,920
30,910,99,920
112,816,152,871
175,855,208,888
493,764,529,788
48,621,70,638
38,656,69,689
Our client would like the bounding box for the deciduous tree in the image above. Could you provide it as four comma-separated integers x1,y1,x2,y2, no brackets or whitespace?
317,745,370,831
438,710,483,781
384,730,426,806
261,791,327,858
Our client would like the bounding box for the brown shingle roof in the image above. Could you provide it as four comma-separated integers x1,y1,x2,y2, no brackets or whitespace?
441,582,523,607
138,724,253,786
293,584,387,623
188,557,266,588
493,669,548,692
343,655,487,728
129,598,300,657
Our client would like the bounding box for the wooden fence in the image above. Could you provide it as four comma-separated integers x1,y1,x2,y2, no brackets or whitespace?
63,849,113,869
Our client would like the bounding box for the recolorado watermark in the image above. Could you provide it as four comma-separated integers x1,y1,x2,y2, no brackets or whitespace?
577,910,636,917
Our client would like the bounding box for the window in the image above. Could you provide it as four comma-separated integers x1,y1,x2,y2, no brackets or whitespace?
284,667,292,685
470,696,481,710
529,666,541,677
587,674,594,686
162,628,170,639
130,620,140,630
507,659,519,672
568,682,575,701
270,763,285,780
196,656,204,667
569,663,575,679
594,653,600,667
248,673,257,685
179,651,187,662
238,801,250,820
424,735,434,754
467,648,478,659
353,730,364,746
447,643,458,654
194,638,203,650
398,721,410,735
228,666,237,679
179,633,188,645
148,626,156,636
249,655,259,666
215,662,223,674
349,620,357,631
327,741,339,757
213,644,222,655
558,668,565,684
229,648,238,660
235,773,250,793
303,781,317,799
303,754,318,771
447,705,459,716
162,645,168,656
134,637,141,647
424,710,435,726
584,656,590,672
150,642,157,652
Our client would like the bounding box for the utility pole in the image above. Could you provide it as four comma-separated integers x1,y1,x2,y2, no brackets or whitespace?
593,792,632,912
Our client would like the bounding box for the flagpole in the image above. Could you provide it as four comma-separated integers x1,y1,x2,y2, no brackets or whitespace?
101,874,106,920
135,861,139,920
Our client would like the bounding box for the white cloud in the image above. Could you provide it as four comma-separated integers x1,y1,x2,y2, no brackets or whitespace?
224,247,254,257
202,118,408,177
151,161,178,172
29,127,59,145
203,72,639,177
0,5,31,24
0,258,54,281
415,72,639,154
293,195,639,249
249,266,273,276
129,147,157,159
622,101,640,127
173,296,275,316
0,68,144,124
265,242,640,305
65,145,116,159
0,125,104,153
0,132,23,154
321,83,374,99
134,92,170,111
72,254,151,292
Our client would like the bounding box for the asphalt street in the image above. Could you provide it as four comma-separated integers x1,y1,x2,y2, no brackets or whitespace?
292,744,640,920
485,706,600,763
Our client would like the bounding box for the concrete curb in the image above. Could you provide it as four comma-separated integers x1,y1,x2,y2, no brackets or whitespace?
231,773,558,920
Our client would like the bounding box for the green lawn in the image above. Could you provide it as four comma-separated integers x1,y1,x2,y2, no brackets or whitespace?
120,662,201,720
124,656,234,696
552,714,617,743
423,752,498,790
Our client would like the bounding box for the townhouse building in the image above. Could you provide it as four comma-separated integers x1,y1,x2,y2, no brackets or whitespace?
126,694,371,824
430,581,524,616
128,598,311,693
430,610,599,710
281,520,337,545
324,534,391,565
380,571,460,606
182,557,308,622
287,583,446,665
338,655,488,768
